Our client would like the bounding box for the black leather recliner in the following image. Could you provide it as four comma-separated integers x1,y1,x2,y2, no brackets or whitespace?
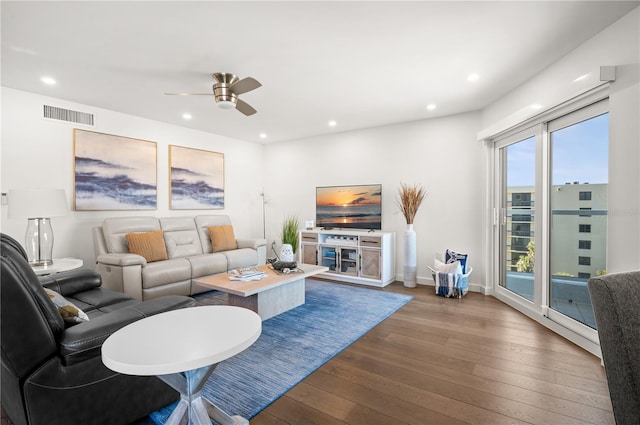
1,233,196,425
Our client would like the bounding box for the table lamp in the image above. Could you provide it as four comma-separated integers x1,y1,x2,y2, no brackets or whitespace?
8,189,68,266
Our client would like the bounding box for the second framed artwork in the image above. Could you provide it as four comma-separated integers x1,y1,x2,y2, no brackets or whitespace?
169,145,225,209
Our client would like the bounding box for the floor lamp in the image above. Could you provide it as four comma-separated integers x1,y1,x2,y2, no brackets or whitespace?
260,191,269,240
8,189,68,266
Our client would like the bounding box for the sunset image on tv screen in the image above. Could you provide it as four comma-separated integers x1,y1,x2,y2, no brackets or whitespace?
316,184,382,229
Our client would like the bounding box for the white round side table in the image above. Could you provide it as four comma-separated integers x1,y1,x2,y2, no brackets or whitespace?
102,305,262,425
31,257,83,276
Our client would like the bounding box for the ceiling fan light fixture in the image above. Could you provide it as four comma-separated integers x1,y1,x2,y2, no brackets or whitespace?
167,72,260,116
218,100,236,110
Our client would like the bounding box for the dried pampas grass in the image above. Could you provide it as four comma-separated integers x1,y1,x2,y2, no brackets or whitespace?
396,183,426,224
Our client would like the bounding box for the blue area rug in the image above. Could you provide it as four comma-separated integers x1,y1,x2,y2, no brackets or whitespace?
149,279,412,424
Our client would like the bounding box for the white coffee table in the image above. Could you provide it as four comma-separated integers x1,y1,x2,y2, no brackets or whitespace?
102,306,262,425
194,264,328,320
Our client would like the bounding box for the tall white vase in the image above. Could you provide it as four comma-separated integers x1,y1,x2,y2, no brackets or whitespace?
403,224,417,288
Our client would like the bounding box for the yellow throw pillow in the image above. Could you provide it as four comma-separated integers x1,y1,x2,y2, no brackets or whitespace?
126,230,168,262
208,225,238,252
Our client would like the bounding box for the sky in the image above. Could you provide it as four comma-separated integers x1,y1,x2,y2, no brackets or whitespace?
507,113,609,187
316,184,382,207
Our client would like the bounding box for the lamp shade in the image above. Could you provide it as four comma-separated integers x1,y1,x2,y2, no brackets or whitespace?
8,189,68,219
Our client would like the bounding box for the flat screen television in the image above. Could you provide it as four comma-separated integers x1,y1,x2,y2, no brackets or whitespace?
316,184,382,230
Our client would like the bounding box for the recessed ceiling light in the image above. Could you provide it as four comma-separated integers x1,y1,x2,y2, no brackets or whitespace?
182,113,192,120
328,120,337,127
530,104,543,110
259,133,267,139
467,73,480,82
41,76,56,85
426,104,437,111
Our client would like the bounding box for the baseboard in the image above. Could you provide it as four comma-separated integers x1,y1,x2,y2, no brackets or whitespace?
401,274,489,294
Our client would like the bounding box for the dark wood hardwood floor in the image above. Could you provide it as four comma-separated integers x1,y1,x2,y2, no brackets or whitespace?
2,281,613,425
251,281,613,425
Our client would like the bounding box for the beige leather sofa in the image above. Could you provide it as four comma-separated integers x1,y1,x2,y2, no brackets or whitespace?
93,215,266,300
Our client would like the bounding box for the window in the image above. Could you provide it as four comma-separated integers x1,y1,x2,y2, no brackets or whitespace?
579,191,592,201
578,272,591,279
579,224,591,233
511,237,530,252
578,256,591,266
512,222,531,237
579,240,592,249
512,192,532,207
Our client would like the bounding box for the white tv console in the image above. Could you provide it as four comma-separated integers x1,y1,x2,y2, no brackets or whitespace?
298,228,395,287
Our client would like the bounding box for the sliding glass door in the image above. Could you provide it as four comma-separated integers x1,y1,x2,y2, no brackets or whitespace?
494,98,608,345
499,134,536,302
548,103,609,329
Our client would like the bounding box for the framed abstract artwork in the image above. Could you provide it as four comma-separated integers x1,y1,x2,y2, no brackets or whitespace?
169,145,225,209
73,129,157,210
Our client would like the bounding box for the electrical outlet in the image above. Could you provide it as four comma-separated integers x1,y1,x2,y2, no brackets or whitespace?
1,193,7,206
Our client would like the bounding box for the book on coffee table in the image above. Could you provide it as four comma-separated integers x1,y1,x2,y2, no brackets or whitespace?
228,267,265,281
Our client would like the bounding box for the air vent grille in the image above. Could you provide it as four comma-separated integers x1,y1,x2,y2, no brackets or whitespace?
43,105,94,126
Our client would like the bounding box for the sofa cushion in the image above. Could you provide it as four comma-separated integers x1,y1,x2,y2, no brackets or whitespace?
143,282,192,300
69,287,136,313
164,231,203,258
188,253,229,278
44,288,90,325
160,217,203,259
77,299,140,319
141,258,191,289
102,216,160,253
208,225,238,253
126,230,168,263
224,248,259,270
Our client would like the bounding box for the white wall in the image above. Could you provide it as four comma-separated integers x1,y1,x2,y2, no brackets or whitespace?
480,7,639,137
1,86,486,289
0,88,265,268
263,112,485,288
481,7,640,275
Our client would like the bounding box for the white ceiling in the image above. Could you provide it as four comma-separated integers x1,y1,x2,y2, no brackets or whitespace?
2,1,637,144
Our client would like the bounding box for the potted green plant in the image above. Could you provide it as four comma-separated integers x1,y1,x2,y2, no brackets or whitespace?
280,215,299,261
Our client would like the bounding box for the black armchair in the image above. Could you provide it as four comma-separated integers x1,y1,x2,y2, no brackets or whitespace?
588,271,640,425
1,233,196,425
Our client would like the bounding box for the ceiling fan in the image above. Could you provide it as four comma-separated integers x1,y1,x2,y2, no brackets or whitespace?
166,72,261,116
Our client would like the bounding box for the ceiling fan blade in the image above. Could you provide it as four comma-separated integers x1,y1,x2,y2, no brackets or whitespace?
165,93,214,96
235,98,257,116
229,77,261,95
